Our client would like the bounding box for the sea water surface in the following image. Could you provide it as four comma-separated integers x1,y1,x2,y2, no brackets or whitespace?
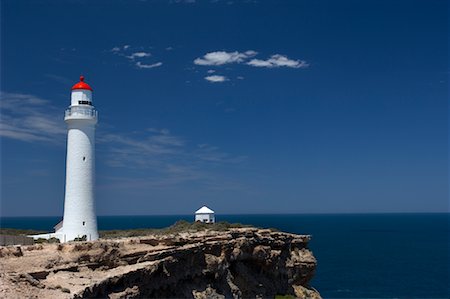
1,213,449,298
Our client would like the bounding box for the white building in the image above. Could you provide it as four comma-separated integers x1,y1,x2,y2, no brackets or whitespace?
30,76,99,243
195,206,215,223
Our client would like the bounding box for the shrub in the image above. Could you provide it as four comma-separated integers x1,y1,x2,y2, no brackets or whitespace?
73,235,87,242
34,238,48,244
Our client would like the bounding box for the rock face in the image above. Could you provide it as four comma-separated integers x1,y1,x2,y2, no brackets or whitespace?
0,228,320,298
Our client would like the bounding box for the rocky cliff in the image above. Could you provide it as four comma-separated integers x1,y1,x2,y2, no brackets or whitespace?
0,227,320,298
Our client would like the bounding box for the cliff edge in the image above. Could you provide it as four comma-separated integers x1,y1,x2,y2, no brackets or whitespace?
0,227,320,298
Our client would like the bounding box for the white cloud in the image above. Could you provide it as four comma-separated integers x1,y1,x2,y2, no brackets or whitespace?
136,61,163,69
205,75,228,82
194,50,257,66
244,50,257,56
194,50,308,73
247,54,309,68
127,52,151,60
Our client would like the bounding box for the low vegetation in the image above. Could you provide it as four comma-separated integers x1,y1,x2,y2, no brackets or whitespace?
34,237,60,244
2,221,258,241
0,228,45,236
100,220,251,239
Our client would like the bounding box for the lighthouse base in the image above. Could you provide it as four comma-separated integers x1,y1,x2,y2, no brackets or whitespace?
28,230,98,243
57,230,99,243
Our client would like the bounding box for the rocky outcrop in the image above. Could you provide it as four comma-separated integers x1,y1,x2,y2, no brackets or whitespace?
0,228,320,298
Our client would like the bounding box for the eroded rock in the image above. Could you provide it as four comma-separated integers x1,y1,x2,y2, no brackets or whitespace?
0,228,320,298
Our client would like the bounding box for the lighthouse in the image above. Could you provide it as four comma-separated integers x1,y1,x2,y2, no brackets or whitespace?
59,76,99,242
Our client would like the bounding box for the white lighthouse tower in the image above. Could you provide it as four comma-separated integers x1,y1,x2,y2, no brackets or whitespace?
59,75,99,242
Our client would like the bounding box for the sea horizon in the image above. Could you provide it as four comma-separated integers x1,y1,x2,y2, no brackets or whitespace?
2,211,449,218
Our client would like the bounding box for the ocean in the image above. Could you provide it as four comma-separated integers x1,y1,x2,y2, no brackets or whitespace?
1,213,449,298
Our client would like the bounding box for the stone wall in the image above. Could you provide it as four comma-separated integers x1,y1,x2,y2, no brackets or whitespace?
0,235,34,246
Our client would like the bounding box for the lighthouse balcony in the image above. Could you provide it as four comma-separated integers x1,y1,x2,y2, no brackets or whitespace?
65,106,98,121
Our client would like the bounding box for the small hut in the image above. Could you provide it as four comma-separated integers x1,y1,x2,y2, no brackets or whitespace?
195,206,215,223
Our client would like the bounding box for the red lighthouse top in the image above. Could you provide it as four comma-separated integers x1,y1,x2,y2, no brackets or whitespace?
71,75,93,91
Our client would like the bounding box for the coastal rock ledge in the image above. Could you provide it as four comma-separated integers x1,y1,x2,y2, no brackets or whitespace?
0,227,321,299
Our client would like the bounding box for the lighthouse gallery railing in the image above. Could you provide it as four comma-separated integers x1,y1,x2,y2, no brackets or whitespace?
65,106,98,119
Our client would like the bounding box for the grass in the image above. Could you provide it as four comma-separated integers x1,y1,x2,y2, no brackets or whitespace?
0,228,46,236
99,220,251,239
1,220,254,240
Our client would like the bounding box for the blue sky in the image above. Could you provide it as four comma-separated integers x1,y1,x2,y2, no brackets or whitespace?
1,0,448,216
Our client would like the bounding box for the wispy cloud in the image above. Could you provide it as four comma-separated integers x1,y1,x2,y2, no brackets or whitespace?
224,107,236,113
0,92,65,143
126,52,151,60
195,143,247,163
247,54,309,68
100,128,245,168
205,75,228,83
98,127,247,189
1,90,246,189
169,0,196,4
136,61,163,69
100,128,185,166
194,50,257,66
44,74,73,85
110,45,162,70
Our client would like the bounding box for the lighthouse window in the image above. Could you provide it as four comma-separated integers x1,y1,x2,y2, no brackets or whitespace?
83,157,86,161
82,221,85,226
78,100,92,105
